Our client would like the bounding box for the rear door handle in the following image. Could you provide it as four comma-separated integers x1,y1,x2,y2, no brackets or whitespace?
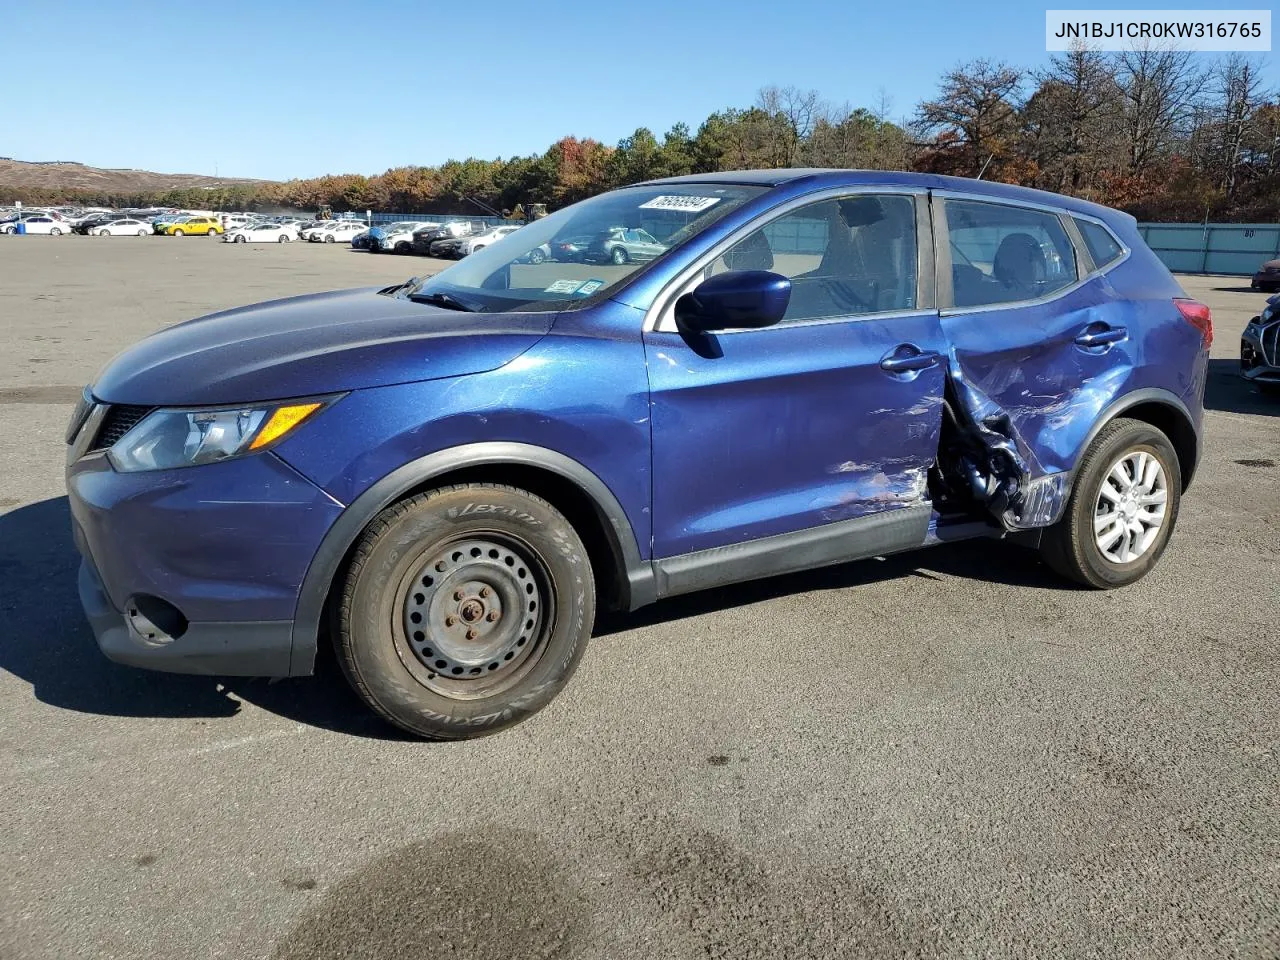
1074,326,1127,347
880,347,941,373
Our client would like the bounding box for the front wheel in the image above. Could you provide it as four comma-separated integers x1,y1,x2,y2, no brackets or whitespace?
137,229,148,236
1040,417,1181,589
528,248,546,264
336,483,595,739
172,229,184,237
278,234,288,243
98,228,111,237
610,246,628,265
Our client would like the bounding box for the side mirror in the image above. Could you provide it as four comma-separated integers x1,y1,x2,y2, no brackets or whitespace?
674,270,791,333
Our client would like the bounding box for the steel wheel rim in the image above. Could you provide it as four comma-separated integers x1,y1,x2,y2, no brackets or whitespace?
393,533,553,700
1093,449,1167,564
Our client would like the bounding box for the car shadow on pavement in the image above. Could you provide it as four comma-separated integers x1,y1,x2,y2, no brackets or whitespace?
596,537,1071,637
1204,358,1277,417
0,496,404,739
3,497,1069,734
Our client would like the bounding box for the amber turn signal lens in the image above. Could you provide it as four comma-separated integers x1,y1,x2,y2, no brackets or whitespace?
248,402,323,450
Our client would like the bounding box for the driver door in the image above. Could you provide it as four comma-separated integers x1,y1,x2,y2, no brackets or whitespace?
644,191,946,568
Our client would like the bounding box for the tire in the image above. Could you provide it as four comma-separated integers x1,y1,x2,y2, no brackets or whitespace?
394,241,410,254
50,227,62,236
172,229,184,237
235,234,246,243
98,228,111,237
278,234,288,243
611,246,628,265
324,235,335,243
1040,417,1181,589
336,483,595,740
529,248,546,264
137,229,148,236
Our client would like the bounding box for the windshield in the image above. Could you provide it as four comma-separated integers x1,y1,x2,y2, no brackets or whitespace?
404,183,767,312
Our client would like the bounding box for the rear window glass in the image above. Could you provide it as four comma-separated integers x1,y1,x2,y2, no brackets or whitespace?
1075,218,1123,268
944,199,1078,308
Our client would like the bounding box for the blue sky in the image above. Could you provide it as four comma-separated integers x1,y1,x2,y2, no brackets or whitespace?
8,0,1275,181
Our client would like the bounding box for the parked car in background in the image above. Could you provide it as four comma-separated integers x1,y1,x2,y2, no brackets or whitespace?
549,233,595,262
584,226,666,264
151,214,187,234
75,212,126,235
1241,293,1280,393
305,220,367,243
224,222,300,243
3,214,68,235
411,220,475,255
1250,258,1280,292
369,221,432,254
163,216,223,237
91,218,153,237
453,225,521,257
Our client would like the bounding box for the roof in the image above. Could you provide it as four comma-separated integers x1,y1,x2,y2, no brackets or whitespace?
639,169,1127,221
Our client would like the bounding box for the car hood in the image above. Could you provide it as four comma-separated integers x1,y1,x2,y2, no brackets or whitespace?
91,287,554,406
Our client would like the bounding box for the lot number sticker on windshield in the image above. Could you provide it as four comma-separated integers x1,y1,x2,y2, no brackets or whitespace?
638,195,721,213
575,279,605,296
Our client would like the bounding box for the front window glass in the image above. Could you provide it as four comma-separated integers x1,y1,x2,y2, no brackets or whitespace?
706,194,918,322
404,183,768,313
945,199,1078,308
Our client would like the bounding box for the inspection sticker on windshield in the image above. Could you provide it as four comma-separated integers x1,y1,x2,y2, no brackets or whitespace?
639,195,721,213
575,279,605,296
544,279,585,294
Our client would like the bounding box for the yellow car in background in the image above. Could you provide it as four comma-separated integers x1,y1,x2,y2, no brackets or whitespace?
163,216,223,237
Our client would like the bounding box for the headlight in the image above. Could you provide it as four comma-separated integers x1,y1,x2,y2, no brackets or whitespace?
108,398,335,472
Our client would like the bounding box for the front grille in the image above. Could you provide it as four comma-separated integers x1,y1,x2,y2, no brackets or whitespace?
90,404,152,451
1263,321,1280,368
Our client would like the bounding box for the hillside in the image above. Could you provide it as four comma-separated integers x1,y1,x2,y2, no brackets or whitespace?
0,158,273,197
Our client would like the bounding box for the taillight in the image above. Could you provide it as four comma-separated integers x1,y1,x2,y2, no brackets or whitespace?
1174,298,1212,347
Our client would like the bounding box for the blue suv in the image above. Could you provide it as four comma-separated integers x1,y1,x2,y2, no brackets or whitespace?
66,170,1211,738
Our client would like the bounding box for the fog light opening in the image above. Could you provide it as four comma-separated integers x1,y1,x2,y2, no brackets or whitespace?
125,595,189,644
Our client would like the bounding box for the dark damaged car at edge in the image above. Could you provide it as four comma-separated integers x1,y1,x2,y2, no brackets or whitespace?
67,170,1210,739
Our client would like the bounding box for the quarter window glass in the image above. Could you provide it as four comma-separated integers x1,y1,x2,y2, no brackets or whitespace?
1075,218,1123,268
944,199,1077,308
709,194,918,322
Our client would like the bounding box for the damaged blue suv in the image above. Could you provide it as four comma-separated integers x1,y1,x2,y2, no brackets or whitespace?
67,170,1210,738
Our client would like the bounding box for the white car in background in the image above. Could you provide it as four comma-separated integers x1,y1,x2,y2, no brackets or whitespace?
223,222,300,243
91,218,153,237
454,225,522,257
305,220,368,243
2,215,69,235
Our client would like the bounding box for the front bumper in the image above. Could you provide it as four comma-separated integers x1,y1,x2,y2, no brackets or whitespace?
1251,272,1280,290
67,443,344,677
78,559,295,675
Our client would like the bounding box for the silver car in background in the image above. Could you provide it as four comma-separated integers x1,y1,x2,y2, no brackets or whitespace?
1241,293,1280,394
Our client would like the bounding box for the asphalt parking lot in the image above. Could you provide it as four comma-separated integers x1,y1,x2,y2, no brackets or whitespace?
1,236,1277,960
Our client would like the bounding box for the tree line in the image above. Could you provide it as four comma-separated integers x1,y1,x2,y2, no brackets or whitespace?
13,48,1279,222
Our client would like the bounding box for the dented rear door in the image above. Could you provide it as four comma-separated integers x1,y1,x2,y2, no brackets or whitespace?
934,194,1136,528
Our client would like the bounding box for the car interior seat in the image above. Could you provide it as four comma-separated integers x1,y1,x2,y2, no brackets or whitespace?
991,232,1047,300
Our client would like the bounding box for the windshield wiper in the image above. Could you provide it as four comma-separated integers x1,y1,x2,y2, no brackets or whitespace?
408,291,477,312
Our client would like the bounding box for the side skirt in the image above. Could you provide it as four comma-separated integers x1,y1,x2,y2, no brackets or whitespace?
651,503,934,601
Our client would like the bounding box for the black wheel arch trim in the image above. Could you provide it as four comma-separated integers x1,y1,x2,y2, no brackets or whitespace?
287,442,652,676
1069,387,1200,491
